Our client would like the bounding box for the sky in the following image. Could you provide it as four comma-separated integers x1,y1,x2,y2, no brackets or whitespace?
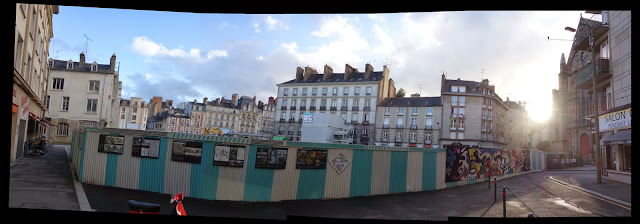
49,6,587,122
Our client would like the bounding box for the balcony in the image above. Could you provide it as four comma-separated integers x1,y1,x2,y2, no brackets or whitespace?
363,107,371,111
425,140,432,144
396,124,404,129
409,139,417,144
289,119,296,123
288,131,294,135
410,125,417,130
320,106,327,110
299,106,306,111
341,106,348,111
395,138,403,143
352,106,359,111
330,106,337,111
572,17,609,52
309,106,316,111
290,106,296,110
575,59,612,89
281,106,287,110
351,120,358,125
298,119,302,123
382,138,389,142
279,119,286,123
363,121,369,126
382,124,389,129
278,131,284,135
297,131,302,136
425,125,433,130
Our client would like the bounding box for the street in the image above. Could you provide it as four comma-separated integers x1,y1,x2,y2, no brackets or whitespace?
81,168,631,220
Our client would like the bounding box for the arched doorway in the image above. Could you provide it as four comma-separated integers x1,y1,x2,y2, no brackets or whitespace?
580,134,591,163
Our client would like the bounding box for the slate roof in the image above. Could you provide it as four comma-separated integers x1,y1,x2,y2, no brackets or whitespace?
279,71,384,85
442,78,503,101
49,59,114,73
189,100,239,109
378,97,442,107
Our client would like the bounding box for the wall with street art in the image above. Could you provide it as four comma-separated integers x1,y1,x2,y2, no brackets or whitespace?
445,145,532,183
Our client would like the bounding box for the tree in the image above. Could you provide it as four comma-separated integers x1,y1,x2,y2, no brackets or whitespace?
536,140,550,151
396,88,406,97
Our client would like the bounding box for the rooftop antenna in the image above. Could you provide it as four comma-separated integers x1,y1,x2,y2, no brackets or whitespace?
83,34,93,57
418,83,423,95
481,68,485,80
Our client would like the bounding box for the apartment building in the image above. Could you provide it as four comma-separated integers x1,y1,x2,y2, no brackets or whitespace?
374,95,442,148
502,98,531,149
440,75,509,148
12,3,59,162
558,11,630,177
258,97,276,139
46,52,120,144
275,63,395,144
115,97,149,130
182,97,240,134
237,95,262,135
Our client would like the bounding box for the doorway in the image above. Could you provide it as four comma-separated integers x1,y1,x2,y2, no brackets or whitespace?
580,133,590,163
16,119,27,160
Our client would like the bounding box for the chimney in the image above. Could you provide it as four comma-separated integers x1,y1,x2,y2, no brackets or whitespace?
482,79,489,86
296,66,304,81
365,63,373,79
388,79,396,98
441,73,446,90
268,96,275,105
166,99,173,107
110,53,116,72
305,66,318,81
203,97,208,105
344,64,355,81
232,93,239,106
79,52,85,67
411,93,420,98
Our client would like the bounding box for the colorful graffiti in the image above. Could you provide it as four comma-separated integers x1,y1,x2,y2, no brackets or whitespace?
445,145,531,183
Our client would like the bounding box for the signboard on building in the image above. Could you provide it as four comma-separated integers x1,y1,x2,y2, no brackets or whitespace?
302,112,313,123
599,107,631,132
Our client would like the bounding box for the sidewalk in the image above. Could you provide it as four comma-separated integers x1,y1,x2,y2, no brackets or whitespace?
9,145,91,212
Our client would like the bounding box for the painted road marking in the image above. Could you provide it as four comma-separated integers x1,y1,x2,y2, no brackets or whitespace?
547,176,631,211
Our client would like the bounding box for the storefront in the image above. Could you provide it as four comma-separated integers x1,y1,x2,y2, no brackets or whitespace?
11,85,47,162
598,106,631,183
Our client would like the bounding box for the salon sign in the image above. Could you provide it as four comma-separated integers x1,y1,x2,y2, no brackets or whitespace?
599,107,631,132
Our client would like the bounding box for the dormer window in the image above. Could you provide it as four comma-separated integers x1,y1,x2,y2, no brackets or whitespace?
91,62,98,72
48,59,54,68
66,60,73,70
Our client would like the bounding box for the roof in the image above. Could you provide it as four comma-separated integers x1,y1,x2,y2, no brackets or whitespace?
442,78,504,101
189,100,239,109
378,97,442,107
49,59,114,73
503,101,523,110
279,71,384,85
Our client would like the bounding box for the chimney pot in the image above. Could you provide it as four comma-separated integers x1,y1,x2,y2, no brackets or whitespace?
80,52,85,67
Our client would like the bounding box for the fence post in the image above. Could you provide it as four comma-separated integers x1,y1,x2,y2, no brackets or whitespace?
494,178,497,202
488,158,491,189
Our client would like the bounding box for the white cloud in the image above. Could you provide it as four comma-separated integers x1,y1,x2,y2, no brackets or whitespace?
253,23,261,33
367,14,386,22
131,36,227,63
265,15,289,31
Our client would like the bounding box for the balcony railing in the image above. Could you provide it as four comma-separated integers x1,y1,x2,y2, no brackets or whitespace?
363,107,371,111
425,125,433,130
396,125,403,129
341,106,348,111
279,119,286,123
299,106,306,111
290,106,296,110
330,106,337,111
382,124,389,129
320,106,326,110
279,131,284,135
425,140,431,144
395,138,403,143
352,106,359,111
287,131,294,135
309,106,316,110
281,106,287,110
410,125,417,130
289,119,296,123
409,139,417,144
382,138,389,142
362,121,369,126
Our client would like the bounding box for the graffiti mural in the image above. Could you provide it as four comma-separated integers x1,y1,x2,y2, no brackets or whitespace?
445,146,533,183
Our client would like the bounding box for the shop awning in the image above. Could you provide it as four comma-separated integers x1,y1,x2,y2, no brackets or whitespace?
601,129,631,145
42,118,58,127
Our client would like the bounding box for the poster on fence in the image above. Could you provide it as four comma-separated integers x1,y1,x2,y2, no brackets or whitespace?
132,137,160,158
98,134,124,154
214,144,245,167
171,140,202,163
296,148,327,169
255,147,287,169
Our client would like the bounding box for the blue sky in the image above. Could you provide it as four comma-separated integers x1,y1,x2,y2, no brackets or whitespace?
50,7,586,122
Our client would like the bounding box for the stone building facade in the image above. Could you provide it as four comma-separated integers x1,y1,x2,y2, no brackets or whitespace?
374,95,442,148
115,97,149,130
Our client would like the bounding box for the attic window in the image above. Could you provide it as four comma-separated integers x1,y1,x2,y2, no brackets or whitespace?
66,61,73,70
91,63,98,72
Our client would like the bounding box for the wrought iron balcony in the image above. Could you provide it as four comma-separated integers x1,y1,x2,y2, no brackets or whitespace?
575,58,612,89
352,106,359,111
279,119,286,123
320,106,326,110
330,106,337,111
309,106,316,111
410,125,417,130
409,139,417,144
396,124,403,129
362,121,369,126
382,138,389,142
363,107,371,111
425,125,433,130
341,106,348,111
287,131,294,135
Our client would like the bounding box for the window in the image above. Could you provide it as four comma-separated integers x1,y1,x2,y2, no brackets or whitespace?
302,88,307,95
451,86,458,92
322,88,328,95
459,96,465,106
601,40,609,59
383,131,389,139
412,107,418,114
354,87,360,95
451,96,458,105
86,99,98,113
343,87,349,95
396,117,403,128
133,108,138,113
25,56,31,83
66,60,73,70
331,99,337,107
282,99,287,107
310,99,316,107
353,99,359,108
122,107,126,112
383,117,389,127
88,80,100,93
341,113,347,120
366,87,372,95
450,132,456,139
321,99,327,107
283,88,288,96
459,108,465,117
426,107,433,116
132,115,137,120
29,9,36,39
333,87,338,95
352,113,358,122
15,34,24,70
61,96,70,111
91,63,98,72
411,118,417,125
426,118,433,129
301,99,306,107
459,86,466,93
52,78,64,90
458,132,464,139
291,99,297,107
397,107,404,115
312,88,317,95
293,88,298,96
57,123,69,136
342,99,348,108
425,132,432,141
121,114,125,119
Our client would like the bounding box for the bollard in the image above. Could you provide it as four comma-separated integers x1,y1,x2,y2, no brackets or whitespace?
503,186,506,218
494,178,497,202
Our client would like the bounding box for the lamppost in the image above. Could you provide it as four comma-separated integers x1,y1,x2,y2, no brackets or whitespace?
566,17,602,184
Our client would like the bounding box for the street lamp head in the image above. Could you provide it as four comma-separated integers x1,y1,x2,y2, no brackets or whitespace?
565,27,577,32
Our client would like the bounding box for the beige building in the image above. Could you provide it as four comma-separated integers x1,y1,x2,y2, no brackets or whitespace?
374,95,442,148
12,3,59,162
440,75,509,149
237,95,262,135
181,97,240,134
275,63,395,144
115,97,149,130
46,53,120,144
258,97,276,139
503,98,531,149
